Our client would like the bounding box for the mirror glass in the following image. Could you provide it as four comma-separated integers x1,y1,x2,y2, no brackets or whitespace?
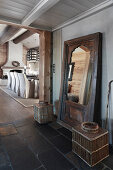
67,46,92,105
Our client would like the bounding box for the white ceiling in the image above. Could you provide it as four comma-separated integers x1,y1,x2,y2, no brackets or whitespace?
0,0,110,31
0,24,7,37
31,0,95,28
0,0,42,23
0,0,112,44
28,0,107,29
21,33,39,49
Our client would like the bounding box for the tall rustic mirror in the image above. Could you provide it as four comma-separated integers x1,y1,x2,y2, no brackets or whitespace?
58,33,102,128
67,46,91,105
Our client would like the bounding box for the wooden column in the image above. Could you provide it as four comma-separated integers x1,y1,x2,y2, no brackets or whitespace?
0,43,8,78
0,68,3,78
39,31,52,103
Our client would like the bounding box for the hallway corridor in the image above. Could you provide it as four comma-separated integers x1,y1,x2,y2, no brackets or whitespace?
0,89,74,170
0,89,112,170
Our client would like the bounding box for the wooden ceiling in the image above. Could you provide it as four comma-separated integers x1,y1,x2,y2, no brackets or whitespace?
0,0,110,30
0,0,112,44
31,0,107,29
0,0,42,22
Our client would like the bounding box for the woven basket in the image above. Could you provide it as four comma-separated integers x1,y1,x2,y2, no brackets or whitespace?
72,123,109,167
34,103,53,124
72,141,109,166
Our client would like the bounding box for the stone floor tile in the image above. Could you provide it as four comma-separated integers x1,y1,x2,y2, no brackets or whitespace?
0,145,11,170
49,121,62,130
102,154,113,170
25,134,53,155
37,124,60,139
39,148,74,170
13,117,34,128
103,168,112,170
8,146,41,170
0,165,12,170
1,134,26,152
16,124,39,138
0,152,10,167
50,135,72,154
57,127,72,140
35,166,46,170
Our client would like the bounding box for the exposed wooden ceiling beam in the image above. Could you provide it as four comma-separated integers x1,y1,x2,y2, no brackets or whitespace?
21,0,60,26
0,0,58,35
0,0,58,44
13,30,35,44
0,25,20,45
0,19,43,33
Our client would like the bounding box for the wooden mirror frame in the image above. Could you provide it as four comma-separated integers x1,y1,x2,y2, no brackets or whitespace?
58,33,102,128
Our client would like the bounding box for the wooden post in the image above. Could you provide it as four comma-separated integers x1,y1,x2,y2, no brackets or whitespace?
0,67,3,78
0,43,8,78
39,31,52,103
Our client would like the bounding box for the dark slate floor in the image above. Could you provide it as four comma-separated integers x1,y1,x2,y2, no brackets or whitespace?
0,119,112,170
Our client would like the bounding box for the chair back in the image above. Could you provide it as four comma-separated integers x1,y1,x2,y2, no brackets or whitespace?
10,72,16,91
18,73,35,98
7,72,11,89
14,72,20,94
18,73,25,98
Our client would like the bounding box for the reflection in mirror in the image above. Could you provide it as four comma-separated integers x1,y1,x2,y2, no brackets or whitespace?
67,46,91,105
68,62,75,81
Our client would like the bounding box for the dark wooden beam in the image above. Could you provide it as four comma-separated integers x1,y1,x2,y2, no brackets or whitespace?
13,30,34,44
0,25,20,45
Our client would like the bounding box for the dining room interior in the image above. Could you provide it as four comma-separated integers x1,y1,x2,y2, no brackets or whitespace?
0,23,52,107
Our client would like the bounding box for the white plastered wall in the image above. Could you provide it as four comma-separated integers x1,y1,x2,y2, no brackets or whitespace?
53,29,62,105
53,5,113,144
5,41,24,67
